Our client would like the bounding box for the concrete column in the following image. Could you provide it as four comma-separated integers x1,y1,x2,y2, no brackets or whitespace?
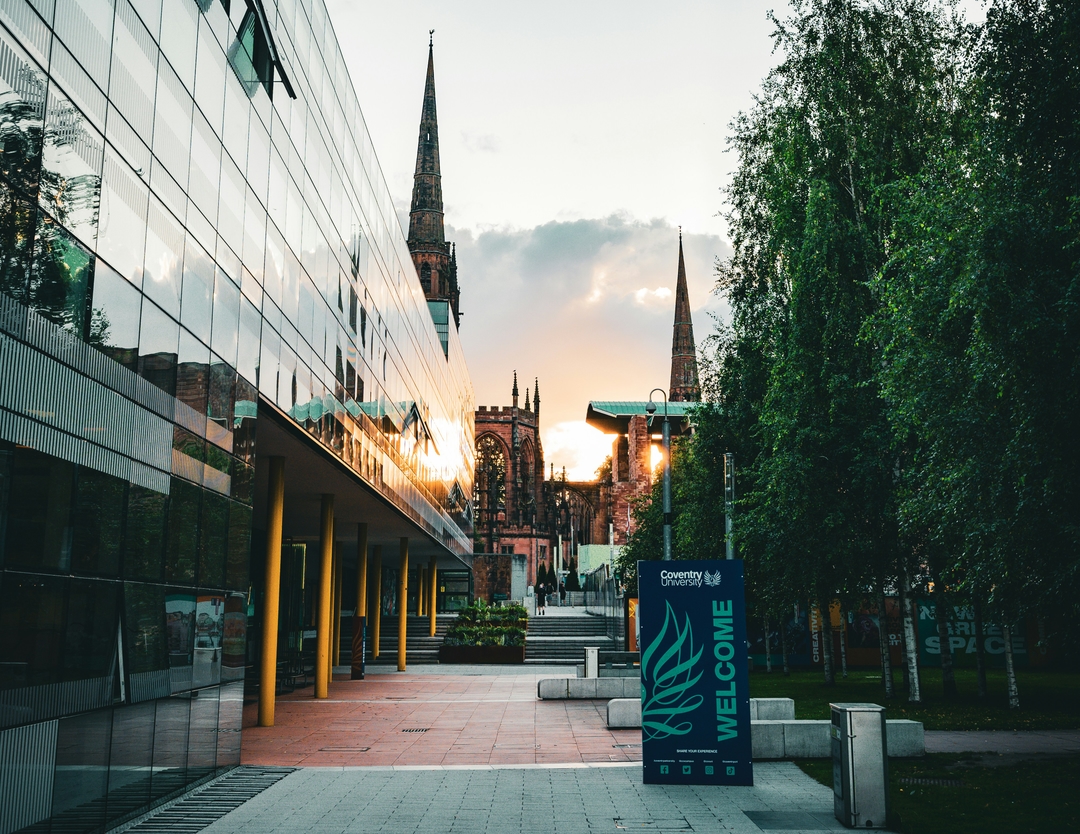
352,523,368,679
397,537,409,671
315,493,334,698
370,545,382,658
258,457,285,727
332,544,343,667
418,568,427,617
428,555,438,637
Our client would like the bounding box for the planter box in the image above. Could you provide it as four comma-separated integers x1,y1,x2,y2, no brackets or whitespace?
439,645,525,664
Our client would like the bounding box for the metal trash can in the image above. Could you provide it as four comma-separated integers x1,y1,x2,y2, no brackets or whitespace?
584,647,599,678
831,703,888,829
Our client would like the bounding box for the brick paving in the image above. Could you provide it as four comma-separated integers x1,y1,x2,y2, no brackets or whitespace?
242,665,644,768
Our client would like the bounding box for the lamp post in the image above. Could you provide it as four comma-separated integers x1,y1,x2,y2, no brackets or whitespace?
646,389,672,561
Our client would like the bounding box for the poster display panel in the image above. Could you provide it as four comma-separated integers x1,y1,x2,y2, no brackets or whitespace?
638,560,753,786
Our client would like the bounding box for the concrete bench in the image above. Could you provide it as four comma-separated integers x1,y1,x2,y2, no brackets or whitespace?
538,677,639,699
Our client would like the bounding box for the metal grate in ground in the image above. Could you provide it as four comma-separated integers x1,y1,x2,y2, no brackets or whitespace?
120,766,295,833
898,776,965,787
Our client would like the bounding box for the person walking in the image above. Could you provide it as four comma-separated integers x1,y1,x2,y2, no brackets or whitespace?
536,583,546,615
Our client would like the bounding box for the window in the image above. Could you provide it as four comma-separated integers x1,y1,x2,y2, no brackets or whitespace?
227,10,274,99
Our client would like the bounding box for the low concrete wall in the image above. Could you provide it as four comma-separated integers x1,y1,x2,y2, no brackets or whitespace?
749,698,795,720
537,677,639,700
751,719,924,759
597,694,924,759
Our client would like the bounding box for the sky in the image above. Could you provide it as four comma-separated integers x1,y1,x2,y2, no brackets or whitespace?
324,0,982,479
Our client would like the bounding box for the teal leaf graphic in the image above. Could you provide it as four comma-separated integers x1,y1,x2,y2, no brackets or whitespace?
641,601,704,740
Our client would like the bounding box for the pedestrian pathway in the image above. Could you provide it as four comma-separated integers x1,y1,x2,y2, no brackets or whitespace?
199,763,848,834
242,665,640,767
170,667,1080,834
925,728,1080,755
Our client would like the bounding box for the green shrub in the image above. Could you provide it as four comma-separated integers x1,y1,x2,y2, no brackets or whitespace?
443,599,528,647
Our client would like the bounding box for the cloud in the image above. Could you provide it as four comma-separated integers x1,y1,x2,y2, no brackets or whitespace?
451,214,731,474
461,132,499,153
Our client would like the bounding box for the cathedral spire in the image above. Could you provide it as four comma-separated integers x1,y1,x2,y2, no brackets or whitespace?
669,228,700,402
408,38,444,246
512,370,519,408
408,35,461,327
533,378,540,418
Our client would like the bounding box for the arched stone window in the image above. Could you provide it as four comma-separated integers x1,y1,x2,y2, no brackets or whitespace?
474,434,506,519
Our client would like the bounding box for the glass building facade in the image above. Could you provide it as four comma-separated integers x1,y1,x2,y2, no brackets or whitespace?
0,1,475,831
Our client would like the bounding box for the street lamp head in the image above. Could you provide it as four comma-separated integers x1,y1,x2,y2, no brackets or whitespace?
645,401,657,415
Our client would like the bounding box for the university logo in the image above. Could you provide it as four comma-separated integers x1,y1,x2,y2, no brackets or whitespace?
703,571,722,586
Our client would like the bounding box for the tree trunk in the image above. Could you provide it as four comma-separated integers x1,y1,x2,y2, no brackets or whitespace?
934,582,958,698
1002,623,1020,709
973,598,988,698
820,598,835,686
838,605,848,679
781,616,790,677
878,590,894,699
763,616,773,673
900,566,922,703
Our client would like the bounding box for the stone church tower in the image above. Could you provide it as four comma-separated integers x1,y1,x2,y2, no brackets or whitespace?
408,35,461,327
669,230,700,402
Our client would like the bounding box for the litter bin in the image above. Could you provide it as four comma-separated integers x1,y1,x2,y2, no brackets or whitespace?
831,703,888,829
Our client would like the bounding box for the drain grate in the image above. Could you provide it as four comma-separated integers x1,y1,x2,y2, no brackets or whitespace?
402,727,429,733
899,777,965,787
613,743,641,748
614,818,693,831
123,766,295,833
319,746,370,752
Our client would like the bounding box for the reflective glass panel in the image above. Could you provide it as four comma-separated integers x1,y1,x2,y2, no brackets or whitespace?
187,685,218,780
106,701,156,821
198,492,227,589
0,23,46,197
138,298,178,396
180,234,214,343
0,573,64,690
177,327,210,417
123,581,167,674
89,258,142,371
71,466,125,575
39,82,104,249
98,149,148,286
165,478,199,585
52,708,112,832
3,447,73,572
151,696,189,798
122,484,166,582
28,213,94,339
143,196,184,317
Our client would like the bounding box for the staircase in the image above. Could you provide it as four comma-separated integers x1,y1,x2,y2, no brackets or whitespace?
524,612,612,664
339,614,453,666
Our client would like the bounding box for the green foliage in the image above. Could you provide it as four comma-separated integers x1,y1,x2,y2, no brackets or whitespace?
443,599,528,647
749,668,1080,730
798,753,1080,834
665,0,1080,685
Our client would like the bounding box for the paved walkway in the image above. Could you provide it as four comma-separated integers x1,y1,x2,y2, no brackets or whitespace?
201,667,1079,833
235,666,850,832
202,763,847,834
925,728,1080,755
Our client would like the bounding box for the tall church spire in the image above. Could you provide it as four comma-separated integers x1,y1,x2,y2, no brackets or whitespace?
408,34,461,328
669,229,700,402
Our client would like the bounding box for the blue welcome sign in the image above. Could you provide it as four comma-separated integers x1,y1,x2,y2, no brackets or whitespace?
638,559,753,786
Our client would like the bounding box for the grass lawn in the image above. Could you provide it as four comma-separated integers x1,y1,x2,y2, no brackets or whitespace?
748,668,1080,730
796,753,1080,834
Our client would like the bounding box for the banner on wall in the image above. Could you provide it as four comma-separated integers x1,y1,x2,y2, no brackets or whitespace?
916,601,1029,668
638,560,753,786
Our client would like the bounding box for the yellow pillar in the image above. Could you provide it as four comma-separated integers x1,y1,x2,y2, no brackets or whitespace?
418,568,427,617
397,537,409,672
315,494,334,699
258,457,285,727
370,545,382,658
356,524,368,618
428,556,438,637
332,544,343,668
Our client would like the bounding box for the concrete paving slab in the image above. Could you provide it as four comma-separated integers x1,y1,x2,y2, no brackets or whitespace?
199,763,846,834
